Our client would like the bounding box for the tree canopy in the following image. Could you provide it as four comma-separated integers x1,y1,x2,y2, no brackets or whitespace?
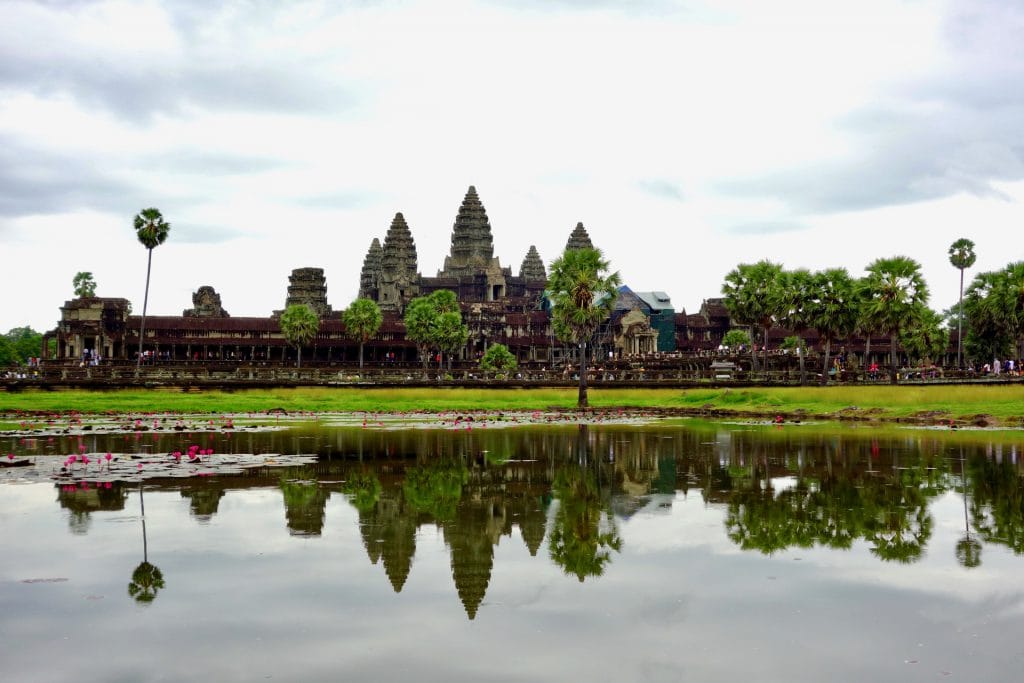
342,298,383,369
480,343,517,375
403,290,469,377
72,271,97,298
860,256,930,383
722,260,784,373
1,327,44,365
279,304,320,367
547,247,620,407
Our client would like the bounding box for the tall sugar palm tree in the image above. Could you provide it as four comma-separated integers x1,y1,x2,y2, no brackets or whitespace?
342,298,383,369
776,268,813,384
860,256,930,384
997,262,1024,363
548,247,621,408
948,238,977,369
279,304,320,368
805,268,858,385
404,296,437,379
722,260,784,375
963,269,1012,364
133,208,170,369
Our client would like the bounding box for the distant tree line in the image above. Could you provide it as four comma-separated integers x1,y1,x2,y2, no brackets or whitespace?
720,239,1023,384
0,327,47,365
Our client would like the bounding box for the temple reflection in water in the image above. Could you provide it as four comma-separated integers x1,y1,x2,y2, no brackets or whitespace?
46,422,1024,619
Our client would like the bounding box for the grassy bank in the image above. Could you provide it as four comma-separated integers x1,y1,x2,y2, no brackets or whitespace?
1,385,1022,425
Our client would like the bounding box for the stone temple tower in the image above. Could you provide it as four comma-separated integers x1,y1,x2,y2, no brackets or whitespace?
377,213,419,312
358,238,383,301
279,267,332,317
439,186,496,276
519,245,546,282
565,222,595,251
438,186,509,300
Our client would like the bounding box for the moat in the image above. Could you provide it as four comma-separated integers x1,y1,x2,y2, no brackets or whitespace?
2,417,1023,682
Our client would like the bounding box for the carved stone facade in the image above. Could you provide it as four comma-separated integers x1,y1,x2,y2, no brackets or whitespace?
184,286,229,317
54,297,131,360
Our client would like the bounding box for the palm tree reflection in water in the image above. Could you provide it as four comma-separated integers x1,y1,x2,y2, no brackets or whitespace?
128,484,165,604
549,425,622,582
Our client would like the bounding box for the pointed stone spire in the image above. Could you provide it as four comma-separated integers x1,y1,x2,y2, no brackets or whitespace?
445,519,493,621
378,213,419,311
518,499,548,557
358,238,383,300
519,245,546,281
440,185,496,276
381,213,417,279
565,222,595,251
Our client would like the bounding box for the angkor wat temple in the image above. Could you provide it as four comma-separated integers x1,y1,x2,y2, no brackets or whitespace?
46,186,745,366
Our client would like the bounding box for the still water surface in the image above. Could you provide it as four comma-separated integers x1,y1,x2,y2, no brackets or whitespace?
2,419,1024,682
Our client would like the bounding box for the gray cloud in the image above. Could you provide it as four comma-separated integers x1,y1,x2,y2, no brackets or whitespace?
719,106,1024,214
0,135,292,221
0,2,358,123
0,135,134,217
171,222,246,243
489,0,694,16
637,179,684,202
293,190,379,210
152,150,287,177
727,221,806,236
717,0,1024,215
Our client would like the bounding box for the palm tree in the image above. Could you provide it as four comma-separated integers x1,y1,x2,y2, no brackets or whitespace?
434,310,470,372
962,269,1012,364
133,208,170,370
547,247,621,408
860,256,930,384
948,238,977,369
342,298,383,369
996,262,1024,362
805,269,859,385
403,290,464,378
72,271,97,298
722,260,784,375
776,268,813,384
279,304,320,367
899,307,948,367
404,296,438,379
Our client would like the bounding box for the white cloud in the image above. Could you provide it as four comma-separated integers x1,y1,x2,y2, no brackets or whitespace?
1,0,1021,333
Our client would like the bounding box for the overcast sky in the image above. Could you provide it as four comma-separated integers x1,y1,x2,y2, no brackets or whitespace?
2,0,1022,333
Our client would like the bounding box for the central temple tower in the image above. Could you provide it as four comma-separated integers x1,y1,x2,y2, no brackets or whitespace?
437,186,508,300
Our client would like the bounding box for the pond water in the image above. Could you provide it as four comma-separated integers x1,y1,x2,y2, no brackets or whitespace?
2,417,1024,682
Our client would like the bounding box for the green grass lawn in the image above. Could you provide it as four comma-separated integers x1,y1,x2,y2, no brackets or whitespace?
1,385,1022,424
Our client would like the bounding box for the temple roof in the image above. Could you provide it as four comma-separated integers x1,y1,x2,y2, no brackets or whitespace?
565,222,594,251
634,291,673,312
